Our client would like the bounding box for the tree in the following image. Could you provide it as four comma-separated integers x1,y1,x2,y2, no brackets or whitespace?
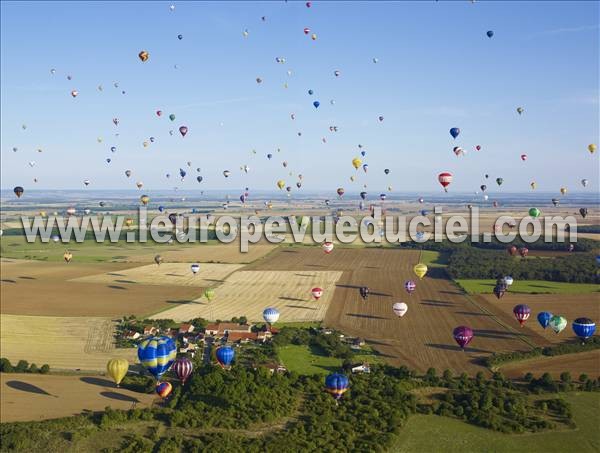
0,358,14,372
442,369,453,381
579,373,589,383
28,363,39,374
39,364,50,374
15,360,29,373
560,372,571,384
524,372,533,381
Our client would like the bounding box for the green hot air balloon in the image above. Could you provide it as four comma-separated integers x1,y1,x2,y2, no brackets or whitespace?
496,177,504,186
528,208,541,218
548,315,567,334
204,288,215,301
169,113,176,121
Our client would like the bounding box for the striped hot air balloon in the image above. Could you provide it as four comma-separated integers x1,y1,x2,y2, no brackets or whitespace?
173,357,193,384
137,336,176,380
325,373,349,400
404,280,416,295
322,242,334,254
263,307,280,324
572,318,596,342
513,304,531,327
311,287,323,300
438,172,453,192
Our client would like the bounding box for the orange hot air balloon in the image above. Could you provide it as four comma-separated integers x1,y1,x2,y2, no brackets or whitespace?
138,50,149,62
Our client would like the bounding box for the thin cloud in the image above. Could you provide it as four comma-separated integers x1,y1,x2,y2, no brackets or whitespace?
530,24,599,37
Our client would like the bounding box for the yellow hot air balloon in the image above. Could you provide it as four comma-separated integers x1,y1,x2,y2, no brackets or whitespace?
39,211,47,217
106,358,129,387
588,144,597,154
413,263,428,279
125,218,134,227
530,181,537,190
140,195,150,206
352,157,362,170
204,288,215,301
560,187,567,195
63,251,73,263
277,180,285,190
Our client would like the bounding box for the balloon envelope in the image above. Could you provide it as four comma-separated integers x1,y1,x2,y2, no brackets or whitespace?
137,336,176,380
393,302,408,317
453,326,473,349
325,373,349,400
537,311,553,329
173,357,193,383
263,307,280,324
156,381,172,398
106,358,129,386
572,318,596,340
216,346,235,367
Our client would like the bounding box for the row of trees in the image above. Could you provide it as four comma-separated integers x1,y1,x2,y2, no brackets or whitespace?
0,358,49,374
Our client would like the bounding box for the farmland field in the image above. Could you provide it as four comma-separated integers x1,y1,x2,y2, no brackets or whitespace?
456,279,600,295
277,344,342,375
392,392,600,453
0,315,136,371
70,262,243,287
0,259,200,317
152,270,343,322
472,293,599,346
0,373,154,423
499,350,600,380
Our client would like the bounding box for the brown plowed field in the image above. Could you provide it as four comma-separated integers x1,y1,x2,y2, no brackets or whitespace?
253,247,532,374
474,293,599,345
0,259,201,317
500,350,600,380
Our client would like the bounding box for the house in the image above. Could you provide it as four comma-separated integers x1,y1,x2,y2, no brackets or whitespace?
179,323,195,334
227,331,259,343
143,325,159,336
205,323,252,336
124,330,141,340
351,363,371,374
263,363,287,374
179,343,198,354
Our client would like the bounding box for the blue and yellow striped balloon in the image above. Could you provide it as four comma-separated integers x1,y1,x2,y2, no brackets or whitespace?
137,336,176,380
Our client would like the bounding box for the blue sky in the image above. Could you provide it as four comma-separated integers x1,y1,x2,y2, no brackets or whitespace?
1,1,598,194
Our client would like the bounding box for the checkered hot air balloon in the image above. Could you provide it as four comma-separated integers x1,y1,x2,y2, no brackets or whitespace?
137,336,176,380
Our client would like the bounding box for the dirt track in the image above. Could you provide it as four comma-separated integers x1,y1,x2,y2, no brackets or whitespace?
0,373,155,423
253,247,533,374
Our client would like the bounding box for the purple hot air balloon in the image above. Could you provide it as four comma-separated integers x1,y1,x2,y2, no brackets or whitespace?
453,326,473,350
179,126,188,137
404,280,416,295
173,357,193,384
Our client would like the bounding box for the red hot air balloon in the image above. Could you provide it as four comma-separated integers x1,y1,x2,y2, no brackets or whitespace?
520,154,527,161
179,126,188,137
519,247,529,257
322,242,334,254
156,110,162,117
173,357,193,384
311,287,323,300
438,172,453,192
507,245,518,256
453,326,473,350
304,27,310,35
513,304,531,327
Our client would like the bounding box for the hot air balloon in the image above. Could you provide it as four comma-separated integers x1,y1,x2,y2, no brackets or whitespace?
263,307,280,324
169,114,176,122
513,304,531,327
521,154,527,161
223,170,231,178
322,242,334,254
204,288,215,301
360,191,367,200
529,208,541,218
537,312,553,329
404,280,416,295
581,179,589,187
106,358,129,387
137,336,176,380
379,193,387,201
548,315,567,334
480,185,487,192
393,302,408,317
551,198,559,207
560,187,567,195
579,208,588,218
179,126,188,137
140,195,150,206
378,115,384,122
384,169,390,175
13,186,24,198
496,178,503,186
486,30,494,38
588,144,597,154
530,181,537,190
362,164,369,174
438,172,453,192
334,70,340,77
191,263,200,274
276,180,286,190
311,287,323,300
572,318,596,342
173,357,193,384
517,107,524,115
156,382,172,398
138,50,149,62
325,373,349,400
311,33,317,40
197,176,203,183
352,157,362,170
503,276,514,286
303,27,310,35
313,101,320,108
70,89,79,98
63,251,73,263
413,263,428,279
453,146,464,157
136,181,143,189
449,127,460,139
519,247,529,257
493,284,506,299
453,326,473,350
154,255,163,266
337,188,345,197
216,346,235,368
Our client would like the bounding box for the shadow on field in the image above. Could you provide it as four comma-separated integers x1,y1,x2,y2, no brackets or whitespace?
420,300,454,307
1,279,16,283
107,285,127,290
286,305,317,310
80,377,115,387
281,250,299,254
347,313,387,320
425,343,492,354
305,264,325,268
100,391,139,403
279,296,305,302
107,273,126,277
6,380,55,396
454,311,491,317
166,299,197,305
473,329,521,339
294,273,317,277
204,278,225,283
166,273,185,277
336,284,364,290
115,279,137,284
439,290,461,295
18,276,36,280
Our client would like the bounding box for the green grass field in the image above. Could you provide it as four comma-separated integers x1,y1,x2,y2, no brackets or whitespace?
419,250,449,268
392,392,600,453
277,344,342,375
455,279,600,295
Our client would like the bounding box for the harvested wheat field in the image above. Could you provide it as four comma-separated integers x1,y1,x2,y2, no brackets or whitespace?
70,262,243,288
500,350,600,380
0,373,155,423
1,315,136,372
153,270,343,322
473,294,599,346
1,259,201,317
248,246,537,374
131,242,277,264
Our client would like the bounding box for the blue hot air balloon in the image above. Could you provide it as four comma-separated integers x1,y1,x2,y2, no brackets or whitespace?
537,312,553,329
450,127,460,139
360,151,366,157
267,153,272,159
308,89,314,95
420,209,429,216
360,191,367,200
486,30,494,38
216,346,235,367
596,255,600,265
179,168,186,178
572,318,596,342
325,373,349,400
158,205,165,212
313,101,320,109
137,336,176,380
